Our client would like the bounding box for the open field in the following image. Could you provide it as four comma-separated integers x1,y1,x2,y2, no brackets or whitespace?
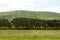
0,30,60,40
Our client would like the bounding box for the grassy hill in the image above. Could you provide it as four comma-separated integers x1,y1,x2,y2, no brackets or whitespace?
0,10,60,20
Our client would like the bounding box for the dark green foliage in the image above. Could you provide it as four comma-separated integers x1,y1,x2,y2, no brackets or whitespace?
0,18,60,30
0,19,12,29
11,18,60,30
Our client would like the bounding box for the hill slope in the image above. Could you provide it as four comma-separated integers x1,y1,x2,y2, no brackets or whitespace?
0,10,60,20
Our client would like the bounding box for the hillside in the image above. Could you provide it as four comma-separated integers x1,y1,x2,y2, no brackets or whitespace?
0,10,60,20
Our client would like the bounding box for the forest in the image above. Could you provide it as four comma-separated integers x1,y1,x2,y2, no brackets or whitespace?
0,18,60,30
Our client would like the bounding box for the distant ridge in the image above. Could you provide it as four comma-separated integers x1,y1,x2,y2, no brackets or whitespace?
0,10,60,20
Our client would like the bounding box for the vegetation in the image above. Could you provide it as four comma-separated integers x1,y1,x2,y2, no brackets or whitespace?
0,10,60,40
0,18,60,30
0,30,60,40
0,11,60,40
0,10,60,30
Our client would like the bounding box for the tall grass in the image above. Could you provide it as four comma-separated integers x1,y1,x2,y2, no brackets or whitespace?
0,30,60,40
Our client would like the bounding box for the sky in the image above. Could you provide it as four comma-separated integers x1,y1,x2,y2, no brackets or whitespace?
0,0,60,13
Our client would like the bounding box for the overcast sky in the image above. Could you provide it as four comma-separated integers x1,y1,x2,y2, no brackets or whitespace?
0,0,60,13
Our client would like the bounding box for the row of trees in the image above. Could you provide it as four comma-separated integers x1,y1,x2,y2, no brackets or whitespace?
0,18,60,30
0,19,11,29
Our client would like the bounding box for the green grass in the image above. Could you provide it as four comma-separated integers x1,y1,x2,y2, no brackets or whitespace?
0,30,60,40
0,37,60,40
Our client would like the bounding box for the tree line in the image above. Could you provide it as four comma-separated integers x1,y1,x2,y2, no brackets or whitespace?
0,18,60,30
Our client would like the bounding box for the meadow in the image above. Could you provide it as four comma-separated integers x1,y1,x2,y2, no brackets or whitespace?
0,30,60,40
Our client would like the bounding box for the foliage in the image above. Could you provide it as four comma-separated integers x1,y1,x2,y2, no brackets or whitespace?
0,18,60,30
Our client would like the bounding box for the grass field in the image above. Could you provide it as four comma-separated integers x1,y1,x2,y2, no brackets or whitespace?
0,30,60,40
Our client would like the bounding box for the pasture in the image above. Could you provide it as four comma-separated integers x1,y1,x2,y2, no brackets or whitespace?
0,30,60,40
